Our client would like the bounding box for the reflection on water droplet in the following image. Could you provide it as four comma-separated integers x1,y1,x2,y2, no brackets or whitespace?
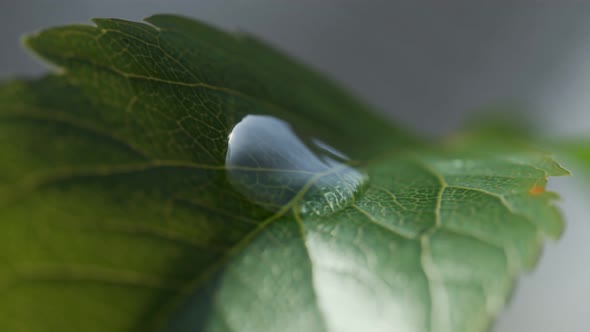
226,115,368,216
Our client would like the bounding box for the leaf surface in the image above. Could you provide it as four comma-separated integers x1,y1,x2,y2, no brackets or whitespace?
561,141,590,175
0,15,567,332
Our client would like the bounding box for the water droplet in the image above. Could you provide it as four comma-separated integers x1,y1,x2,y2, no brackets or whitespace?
225,115,368,216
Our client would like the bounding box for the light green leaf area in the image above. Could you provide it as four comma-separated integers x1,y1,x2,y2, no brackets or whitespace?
576,148,590,166
0,15,568,332
561,141,590,175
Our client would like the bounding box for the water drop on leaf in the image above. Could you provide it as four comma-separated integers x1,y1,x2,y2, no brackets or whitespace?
225,115,368,216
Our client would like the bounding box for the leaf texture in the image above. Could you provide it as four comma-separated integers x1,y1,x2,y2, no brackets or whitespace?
0,15,568,332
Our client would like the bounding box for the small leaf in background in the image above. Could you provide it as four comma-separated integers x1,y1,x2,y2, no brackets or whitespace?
563,141,590,170
0,15,568,332
549,140,590,183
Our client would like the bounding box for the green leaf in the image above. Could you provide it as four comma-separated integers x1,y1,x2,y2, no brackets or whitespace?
0,15,567,332
560,141,590,175
574,146,590,165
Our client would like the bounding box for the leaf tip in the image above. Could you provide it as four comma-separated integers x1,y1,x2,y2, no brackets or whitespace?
19,32,37,51
18,32,65,76
553,162,572,177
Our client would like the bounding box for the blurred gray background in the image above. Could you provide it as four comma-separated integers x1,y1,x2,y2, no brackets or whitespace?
1,1,589,331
